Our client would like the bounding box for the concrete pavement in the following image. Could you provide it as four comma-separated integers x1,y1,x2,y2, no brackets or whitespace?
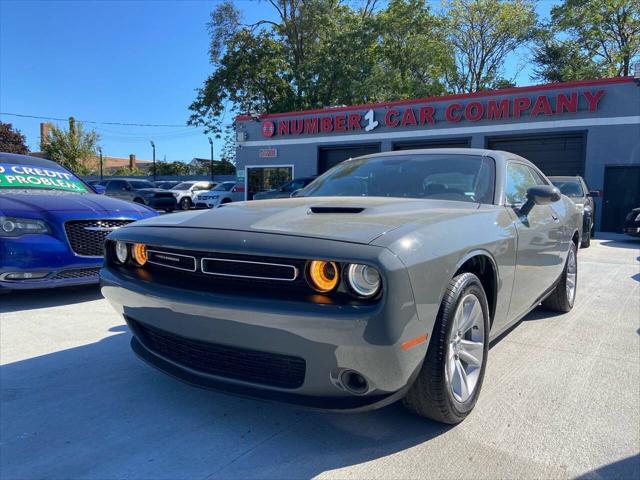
1,234,639,479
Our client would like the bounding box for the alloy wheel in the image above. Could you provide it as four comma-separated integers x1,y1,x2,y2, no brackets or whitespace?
446,294,485,403
566,247,577,306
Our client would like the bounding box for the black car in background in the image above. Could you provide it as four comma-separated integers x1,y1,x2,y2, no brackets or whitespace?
549,176,598,248
154,180,180,190
623,207,640,237
103,178,177,212
253,176,317,200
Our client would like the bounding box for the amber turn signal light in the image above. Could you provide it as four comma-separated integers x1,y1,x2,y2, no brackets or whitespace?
132,243,148,266
307,260,339,293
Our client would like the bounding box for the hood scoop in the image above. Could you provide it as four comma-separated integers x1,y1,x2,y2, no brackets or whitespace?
308,206,365,214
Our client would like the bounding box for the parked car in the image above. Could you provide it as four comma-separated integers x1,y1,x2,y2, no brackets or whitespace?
623,207,640,237
171,181,216,210
103,178,177,212
101,149,582,423
0,153,157,291
253,176,317,200
549,176,598,247
154,180,180,190
192,181,244,208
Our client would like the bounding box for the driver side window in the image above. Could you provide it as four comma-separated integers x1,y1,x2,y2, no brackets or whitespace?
505,163,538,205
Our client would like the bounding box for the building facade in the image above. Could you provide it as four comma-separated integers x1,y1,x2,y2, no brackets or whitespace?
235,77,640,231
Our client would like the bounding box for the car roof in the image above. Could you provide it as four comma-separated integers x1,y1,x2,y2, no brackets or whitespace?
0,152,66,169
548,176,583,181
352,147,532,167
109,178,154,182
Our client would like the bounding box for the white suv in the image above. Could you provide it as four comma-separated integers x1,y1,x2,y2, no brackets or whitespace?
193,181,243,208
171,181,216,210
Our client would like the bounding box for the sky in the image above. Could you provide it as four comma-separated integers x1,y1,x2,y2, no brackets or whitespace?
0,0,558,163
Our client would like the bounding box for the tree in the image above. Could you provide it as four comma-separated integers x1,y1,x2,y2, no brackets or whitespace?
544,0,640,78
532,37,604,83
41,117,99,175
0,122,29,154
188,0,458,134
152,161,191,176
111,166,144,176
444,0,538,93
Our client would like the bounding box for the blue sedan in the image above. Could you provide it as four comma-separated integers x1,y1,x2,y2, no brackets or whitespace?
0,152,158,290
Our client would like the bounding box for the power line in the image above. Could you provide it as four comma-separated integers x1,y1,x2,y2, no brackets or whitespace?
0,112,195,128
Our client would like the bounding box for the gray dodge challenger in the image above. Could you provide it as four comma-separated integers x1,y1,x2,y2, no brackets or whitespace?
101,149,582,423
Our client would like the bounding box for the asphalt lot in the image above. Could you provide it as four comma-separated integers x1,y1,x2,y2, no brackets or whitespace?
1,234,639,480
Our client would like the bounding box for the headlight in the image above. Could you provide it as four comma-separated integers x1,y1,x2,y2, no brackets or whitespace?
115,241,128,264
346,263,381,298
172,192,180,197
211,195,219,199
635,213,640,222
307,260,339,293
131,243,147,266
0,216,50,237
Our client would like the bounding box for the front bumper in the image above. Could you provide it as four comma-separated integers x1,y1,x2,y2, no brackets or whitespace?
100,236,428,411
0,233,102,290
623,226,640,237
147,197,177,210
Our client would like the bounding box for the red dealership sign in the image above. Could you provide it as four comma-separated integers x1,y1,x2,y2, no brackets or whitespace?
261,90,605,138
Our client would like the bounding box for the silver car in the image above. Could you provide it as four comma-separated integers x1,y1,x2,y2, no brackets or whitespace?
101,149,581,424
193,181,244,208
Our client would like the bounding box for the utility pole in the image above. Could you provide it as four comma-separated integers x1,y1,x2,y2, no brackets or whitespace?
98,146,103,181
208,137,214,182
150,140,156,181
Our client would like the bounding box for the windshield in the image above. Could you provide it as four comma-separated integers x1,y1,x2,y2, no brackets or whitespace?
213,182,235,191
551,180,583,198
172,182,194,190
301,154,495,203
129,180,155,189
0,162,90,193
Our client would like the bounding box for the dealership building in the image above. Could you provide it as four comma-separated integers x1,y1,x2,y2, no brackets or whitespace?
235,77,640,232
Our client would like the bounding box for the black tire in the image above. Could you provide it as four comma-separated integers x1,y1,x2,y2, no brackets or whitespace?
164,208,174,213
542,242,577,313
581,218,591,248
403,272,490,424
179,198,191,210
221,198,231,204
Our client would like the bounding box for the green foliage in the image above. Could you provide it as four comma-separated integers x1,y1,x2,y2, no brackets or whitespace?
188,0,456,134
0,122,29,154
190,158,236,175
533,0,639,82
41,118,99,175
152,161,191,176
444,0,538,93
110,166,144,176
552,0,639,77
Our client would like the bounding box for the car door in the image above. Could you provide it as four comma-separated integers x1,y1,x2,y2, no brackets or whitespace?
105,180,128,200
505,162,566,320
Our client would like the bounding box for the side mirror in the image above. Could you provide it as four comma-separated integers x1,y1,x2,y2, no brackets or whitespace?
520,185,561,216
290,189,302,198
588,190,600,198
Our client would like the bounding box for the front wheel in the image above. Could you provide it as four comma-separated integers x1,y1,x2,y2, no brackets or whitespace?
179,198,191,210
542,242,577,312
403,272,490,424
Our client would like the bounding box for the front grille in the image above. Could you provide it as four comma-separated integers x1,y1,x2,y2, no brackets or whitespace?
154,192,175,198
131,320,306,389
201,257,298,281
51,267,101,280
65,220,133,256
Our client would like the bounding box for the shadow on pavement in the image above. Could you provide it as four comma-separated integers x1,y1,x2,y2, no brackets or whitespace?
0,284,103,314
599,238,640,250
575,454,640,480
1,327,450,479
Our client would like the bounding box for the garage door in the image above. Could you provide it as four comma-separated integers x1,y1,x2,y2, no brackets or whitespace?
487,133,585,176
318,144,380,174
393,138,470,150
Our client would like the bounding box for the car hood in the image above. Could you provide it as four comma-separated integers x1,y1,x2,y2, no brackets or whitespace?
0,191,156,216
129,196,480,244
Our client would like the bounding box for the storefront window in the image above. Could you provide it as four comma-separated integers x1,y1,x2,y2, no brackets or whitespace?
247,166,293,200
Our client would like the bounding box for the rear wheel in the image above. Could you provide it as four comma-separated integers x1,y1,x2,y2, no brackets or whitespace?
403,272,489,424
542,242,577,313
